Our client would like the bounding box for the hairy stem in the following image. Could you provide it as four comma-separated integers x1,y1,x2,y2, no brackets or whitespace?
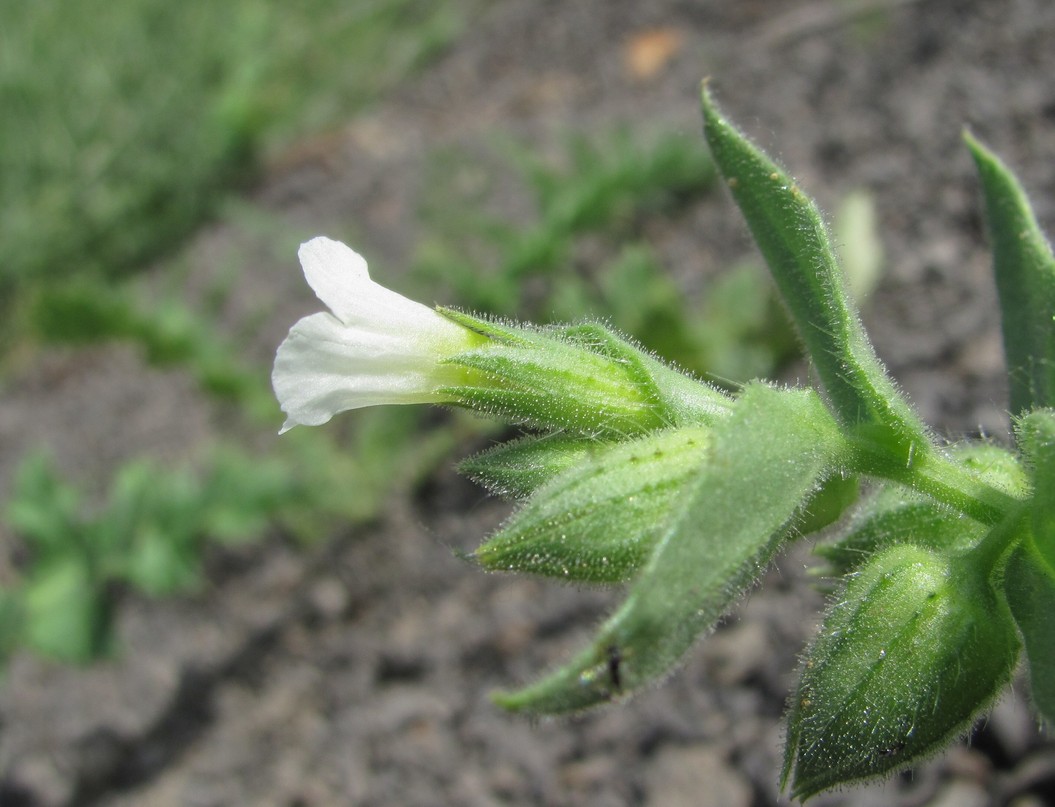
845,437,1021,526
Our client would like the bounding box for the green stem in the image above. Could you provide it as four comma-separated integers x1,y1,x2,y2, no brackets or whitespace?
965,504,1029,575
845,437,1021,526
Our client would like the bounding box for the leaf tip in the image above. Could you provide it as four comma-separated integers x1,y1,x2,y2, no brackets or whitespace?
962,127,992,165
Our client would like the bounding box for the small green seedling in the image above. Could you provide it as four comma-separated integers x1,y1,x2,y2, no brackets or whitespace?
272,85,1055,799
1,451,296,666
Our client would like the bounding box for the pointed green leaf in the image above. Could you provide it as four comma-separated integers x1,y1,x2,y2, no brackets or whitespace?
493,383,846,714
1004,542,1055,726
474,427,709,583
700,86,927,458
966,133,1055,416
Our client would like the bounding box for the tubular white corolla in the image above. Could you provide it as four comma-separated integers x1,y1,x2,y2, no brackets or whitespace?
272,237,485,433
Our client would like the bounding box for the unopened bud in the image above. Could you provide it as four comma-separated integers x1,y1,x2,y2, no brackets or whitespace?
783,544,1019,799
473,427,709,583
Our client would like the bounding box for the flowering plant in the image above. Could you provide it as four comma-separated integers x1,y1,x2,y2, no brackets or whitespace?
273,86,1055,799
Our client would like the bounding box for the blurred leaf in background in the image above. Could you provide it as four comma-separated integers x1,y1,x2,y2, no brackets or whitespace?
0,0,473,334
2,449,303,663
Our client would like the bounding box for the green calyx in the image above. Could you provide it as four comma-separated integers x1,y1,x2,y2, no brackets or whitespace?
438,310,732,438
783,544,1020,800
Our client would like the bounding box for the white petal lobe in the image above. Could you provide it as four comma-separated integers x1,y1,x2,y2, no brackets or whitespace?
273,237,485,432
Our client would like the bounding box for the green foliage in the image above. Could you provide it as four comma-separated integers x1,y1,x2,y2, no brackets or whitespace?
321,89,1051,798
0,0,473,325
966,133,1055,416
419,131,716,312
29,282,270,412
22,558,114,665
494,384,845,714
2,450,300,663
0,593,23,669
835,189,885,302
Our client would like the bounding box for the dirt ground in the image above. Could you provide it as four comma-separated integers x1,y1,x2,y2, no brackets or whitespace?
3,0,1055,804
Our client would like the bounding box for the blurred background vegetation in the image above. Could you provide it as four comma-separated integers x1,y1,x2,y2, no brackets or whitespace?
0,1,877,672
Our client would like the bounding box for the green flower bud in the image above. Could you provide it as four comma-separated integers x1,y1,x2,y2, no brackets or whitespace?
458,433,598,500
783,544,1020,800
473,426,709,583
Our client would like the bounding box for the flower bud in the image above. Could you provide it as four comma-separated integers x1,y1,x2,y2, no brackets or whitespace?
783,544,1020,799
473,426,709,583
458,433,597,500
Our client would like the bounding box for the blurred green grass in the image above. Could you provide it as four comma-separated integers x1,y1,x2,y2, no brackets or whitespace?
0,0,469,311
2,0,865,670
0,0,477,669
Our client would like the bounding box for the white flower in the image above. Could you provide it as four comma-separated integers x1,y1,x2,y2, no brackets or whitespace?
272,237,485,433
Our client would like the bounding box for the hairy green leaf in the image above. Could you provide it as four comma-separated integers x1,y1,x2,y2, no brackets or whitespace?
700,85,927,459
493,383,845,714
966,133,1055,416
